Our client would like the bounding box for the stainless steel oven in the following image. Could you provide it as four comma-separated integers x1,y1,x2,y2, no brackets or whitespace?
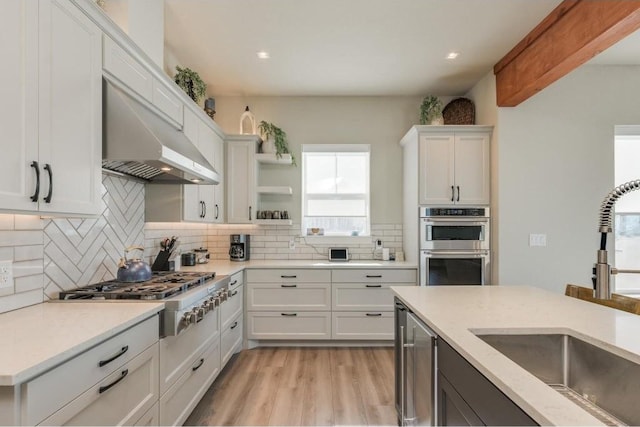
420,250,490,286
419,207,490,286
420,207,489,251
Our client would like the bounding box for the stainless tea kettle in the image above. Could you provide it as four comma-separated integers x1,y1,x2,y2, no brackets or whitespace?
117,246,152,282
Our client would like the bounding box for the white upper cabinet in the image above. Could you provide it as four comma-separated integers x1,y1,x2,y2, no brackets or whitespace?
226,135,258,224
0,0,102,216
417,127,491,205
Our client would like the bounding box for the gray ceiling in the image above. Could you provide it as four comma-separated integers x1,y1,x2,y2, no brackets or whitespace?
163,0,638,97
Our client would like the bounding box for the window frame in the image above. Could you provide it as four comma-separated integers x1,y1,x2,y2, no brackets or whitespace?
301,144,371,238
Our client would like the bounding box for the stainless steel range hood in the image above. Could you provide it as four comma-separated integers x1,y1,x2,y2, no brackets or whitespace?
102,80,220,185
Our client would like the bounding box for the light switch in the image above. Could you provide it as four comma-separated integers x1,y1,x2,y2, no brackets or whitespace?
529,234,547,247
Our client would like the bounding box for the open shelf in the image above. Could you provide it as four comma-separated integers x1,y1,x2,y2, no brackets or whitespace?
253,219,293,225
256,186,293,195
255,153,293,165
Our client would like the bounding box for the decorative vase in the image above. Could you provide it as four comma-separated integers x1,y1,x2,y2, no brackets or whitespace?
430,115,444,125
261,138,276,154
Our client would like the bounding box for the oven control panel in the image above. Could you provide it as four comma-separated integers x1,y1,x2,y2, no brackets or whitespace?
420,207,488,217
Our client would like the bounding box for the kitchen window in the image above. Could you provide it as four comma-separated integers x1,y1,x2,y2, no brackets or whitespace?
614,128,640,294
302,144,370,237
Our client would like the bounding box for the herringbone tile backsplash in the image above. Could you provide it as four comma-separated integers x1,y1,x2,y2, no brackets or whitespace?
43,175,145,299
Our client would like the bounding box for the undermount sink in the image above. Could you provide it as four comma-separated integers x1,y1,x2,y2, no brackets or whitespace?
475,333,640,426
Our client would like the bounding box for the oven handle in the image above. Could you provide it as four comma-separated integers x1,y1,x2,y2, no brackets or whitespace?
421,218,488,226
423,251,488,258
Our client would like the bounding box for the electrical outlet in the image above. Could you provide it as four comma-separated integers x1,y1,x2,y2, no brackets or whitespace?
289,239,295,250
0,260,13,289
529,234,547,247
375,239,383,249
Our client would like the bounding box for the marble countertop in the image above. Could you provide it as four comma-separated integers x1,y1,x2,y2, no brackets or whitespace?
0,301,164,386
180,259,417,276
392,285,640,426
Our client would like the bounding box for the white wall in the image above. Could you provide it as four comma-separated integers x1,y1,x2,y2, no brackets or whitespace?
212,96,424,225
468,65,640,293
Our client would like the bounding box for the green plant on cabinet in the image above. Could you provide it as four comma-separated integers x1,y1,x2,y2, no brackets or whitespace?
174,66,207,104
258,120,297,166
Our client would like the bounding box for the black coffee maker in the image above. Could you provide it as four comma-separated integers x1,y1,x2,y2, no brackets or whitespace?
229,234,250,261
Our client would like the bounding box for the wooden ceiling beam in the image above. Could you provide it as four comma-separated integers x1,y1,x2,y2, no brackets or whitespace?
494,0,640,107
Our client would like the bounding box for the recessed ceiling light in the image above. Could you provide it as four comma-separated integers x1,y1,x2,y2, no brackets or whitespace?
447,52,460,60
257,51,270,59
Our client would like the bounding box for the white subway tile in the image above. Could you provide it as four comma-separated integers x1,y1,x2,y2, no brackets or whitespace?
15,275,43,293
0,215,14,231
0,289,42,314
14,215,44,230
14,245,43,262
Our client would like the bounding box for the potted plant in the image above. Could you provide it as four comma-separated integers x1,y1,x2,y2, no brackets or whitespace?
258,121,296,166
420,95,444,125
174,66,207,104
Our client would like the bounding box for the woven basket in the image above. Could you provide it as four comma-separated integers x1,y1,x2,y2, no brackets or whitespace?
443,98,475,125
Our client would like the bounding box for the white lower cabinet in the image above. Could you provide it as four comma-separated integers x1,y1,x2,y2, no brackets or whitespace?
159,338,221,427
221,285,244,330
245,268,417,342
22,316,159,426
247,311,332,340
38,343,159,426
332,312,394,340
221,313,243,366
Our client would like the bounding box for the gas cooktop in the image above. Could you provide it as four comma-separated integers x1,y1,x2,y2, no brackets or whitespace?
58,272,216,300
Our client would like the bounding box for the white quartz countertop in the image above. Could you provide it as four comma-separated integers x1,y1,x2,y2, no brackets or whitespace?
180,259,417,276
0,301,163,386
392,285,640,426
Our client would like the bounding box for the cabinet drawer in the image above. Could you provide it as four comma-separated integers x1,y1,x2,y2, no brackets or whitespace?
38,343,159,426
246,269,331,283
159,338,221,427
151,79,183,126
333,282,414,311
332,269,417,283
247,282,331,311
159,308,219,395
24,315,159,426
331,312,394,340
103,35,152,101
221,285,243,330
247,311,331,340
221,313,242,367
228,271,244,291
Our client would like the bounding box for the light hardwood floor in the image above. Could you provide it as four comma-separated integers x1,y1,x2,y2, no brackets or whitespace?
185,347,396,426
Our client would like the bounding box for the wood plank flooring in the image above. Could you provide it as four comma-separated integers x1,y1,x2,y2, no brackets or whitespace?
185,347,396,426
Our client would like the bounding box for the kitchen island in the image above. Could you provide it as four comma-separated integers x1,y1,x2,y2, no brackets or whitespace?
392,285,640,426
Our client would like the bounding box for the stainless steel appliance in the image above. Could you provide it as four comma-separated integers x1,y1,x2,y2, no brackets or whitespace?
59,271,230,337
419,207,490,286
229,234,250,261
395,298,438,426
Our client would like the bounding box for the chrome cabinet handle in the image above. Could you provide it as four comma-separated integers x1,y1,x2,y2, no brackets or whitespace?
192,358,205,371
456,185,460,202
98,345,129,367
99,369,128,394
30,161,40,202
43,164,52,203
400,325,406,426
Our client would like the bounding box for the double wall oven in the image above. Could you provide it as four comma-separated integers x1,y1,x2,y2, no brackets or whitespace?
420,207,490,286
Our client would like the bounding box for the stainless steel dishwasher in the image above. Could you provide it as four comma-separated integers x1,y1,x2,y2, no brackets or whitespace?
395,298,438,426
